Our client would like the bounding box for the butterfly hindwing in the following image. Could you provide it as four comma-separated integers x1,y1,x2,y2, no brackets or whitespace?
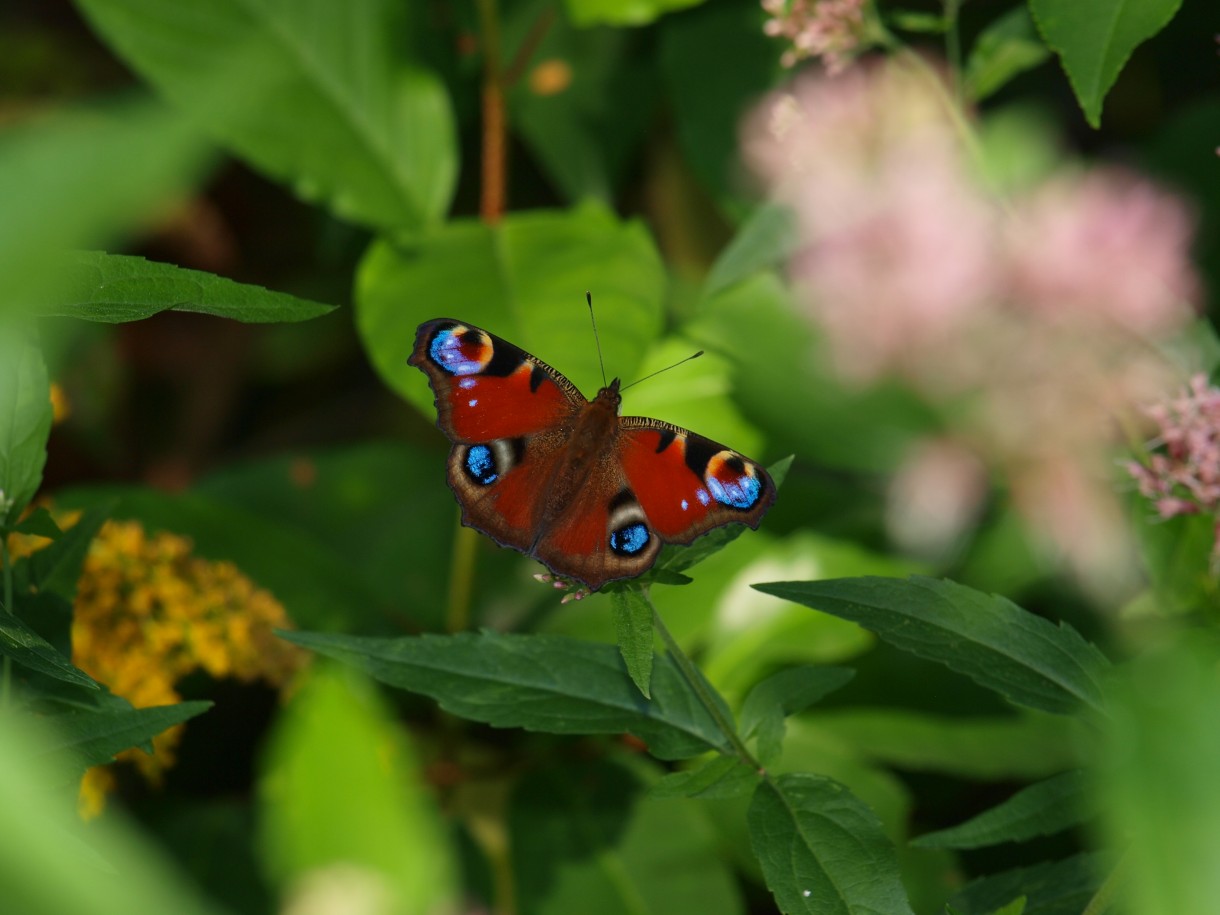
619,419,775,544
410,319,584,443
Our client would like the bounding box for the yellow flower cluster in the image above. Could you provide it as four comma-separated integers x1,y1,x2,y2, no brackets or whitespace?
64,519,306,818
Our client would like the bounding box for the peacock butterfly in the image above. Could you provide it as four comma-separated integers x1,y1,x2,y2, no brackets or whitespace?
409,318,775,591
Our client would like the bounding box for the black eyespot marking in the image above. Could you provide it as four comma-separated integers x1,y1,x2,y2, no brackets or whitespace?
529,362,549,393
683,435,719,478
464,444,497,485
654,429,677,454
609,522,651,556
484,336,528,377
609,488,636,512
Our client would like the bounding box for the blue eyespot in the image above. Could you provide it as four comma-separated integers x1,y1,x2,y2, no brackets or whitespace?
610,522,650,556
431,328,489,375
706,472,761,509
465,444,497,485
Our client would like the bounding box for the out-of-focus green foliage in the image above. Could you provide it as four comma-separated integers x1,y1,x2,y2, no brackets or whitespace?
0,0,1214,913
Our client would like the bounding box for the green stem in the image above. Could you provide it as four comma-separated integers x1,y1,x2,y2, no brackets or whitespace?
943,0,964,106
650,600,760,770
1081,850,1128,915
445,517,478,633
1,536,13,707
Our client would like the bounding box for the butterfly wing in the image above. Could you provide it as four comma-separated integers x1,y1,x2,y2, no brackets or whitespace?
529,420,775,591
411,319,586,552
618,418,775,544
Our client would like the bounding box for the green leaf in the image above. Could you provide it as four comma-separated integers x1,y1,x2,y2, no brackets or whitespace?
1029,0,1183,128
0,714,230,915
0,99,210,316
259,665,455,913
739,666,854,765
754,576,1110,717
505,2,657,203
0,324,52,528
611,588,654,698
948,852,1107,915
511,758,745,915
704,204,799,297
1100,639,1220,914
964,6,1052,103
31,701,211,785
658,2,781,216
887,10,949,33
912,770,1093,849
11,507,61,539
987,899,1028,915
749,774,915,915
76,0,457,231
1129,505,1215,615
564,0,703,27
0,611,98,691
282,629,729,760
812,709,1087,780
650,755,759,800
355,202,666,414
37,252,334,324
16,503,110,603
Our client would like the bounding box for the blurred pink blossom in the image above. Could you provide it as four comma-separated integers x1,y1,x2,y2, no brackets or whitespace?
1128,374,1220,520
762,0,867,73
1007,169,1197,335
745,59,1201,591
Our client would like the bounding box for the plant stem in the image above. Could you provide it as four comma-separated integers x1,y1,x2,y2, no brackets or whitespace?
943,0,964,106
446,517,478,633
650,599,761,770
476,0,506,224
1081,851,1128,915
1,536,13,707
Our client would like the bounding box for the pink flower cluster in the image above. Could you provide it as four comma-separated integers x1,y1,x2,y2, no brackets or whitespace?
762,0,867,73
745,60,1201,591
1128,375,1220,520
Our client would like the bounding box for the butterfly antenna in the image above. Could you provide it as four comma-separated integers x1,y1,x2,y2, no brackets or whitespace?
619,350,704,392
586,291,608,388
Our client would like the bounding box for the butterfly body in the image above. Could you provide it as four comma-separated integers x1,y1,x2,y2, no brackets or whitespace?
410,319,774,590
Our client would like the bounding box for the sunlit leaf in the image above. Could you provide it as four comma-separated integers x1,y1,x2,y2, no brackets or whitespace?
283,629,730,760
964,6,1052,103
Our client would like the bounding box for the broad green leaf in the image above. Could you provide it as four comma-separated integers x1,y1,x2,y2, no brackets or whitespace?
650,754,759,800
739,665,854,765
749,774,915,915
0,714,228,915
0,611,98,691
259,665,455,914
12,507,61,539
704,204,799,297
0,324,52,528
611,588,654,698
511,758,744,915
1099,639,1220,915
355,202,666,414
283,629,730,760
812,709,1087,781
912,770,1092,849
564,0,703,27
37,252,334,324
506,1,657,203
1029,0,1183,127
988,900,1028,915
15,503,110,604
0,100,210,316
658,2,781,216
1129,504,1215,615
964,6,1052,103
75,0,457,231
755,577,1110,717
31,701,211,785
948,852,1107,915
